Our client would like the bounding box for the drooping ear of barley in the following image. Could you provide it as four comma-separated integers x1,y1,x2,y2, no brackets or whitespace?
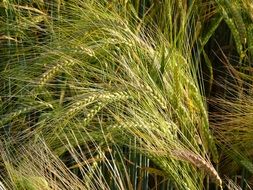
171,149,222,187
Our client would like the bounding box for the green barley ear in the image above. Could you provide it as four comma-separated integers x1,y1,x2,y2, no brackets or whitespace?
215,0,248,61
216,3,240,49
39,59,75,87
200,14,223,47
247,24,253,58
223,1,247,45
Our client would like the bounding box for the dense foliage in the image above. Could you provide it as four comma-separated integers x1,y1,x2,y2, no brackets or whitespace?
1,0,253,189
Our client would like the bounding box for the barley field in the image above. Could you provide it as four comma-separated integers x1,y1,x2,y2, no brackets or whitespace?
1,0,253,189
